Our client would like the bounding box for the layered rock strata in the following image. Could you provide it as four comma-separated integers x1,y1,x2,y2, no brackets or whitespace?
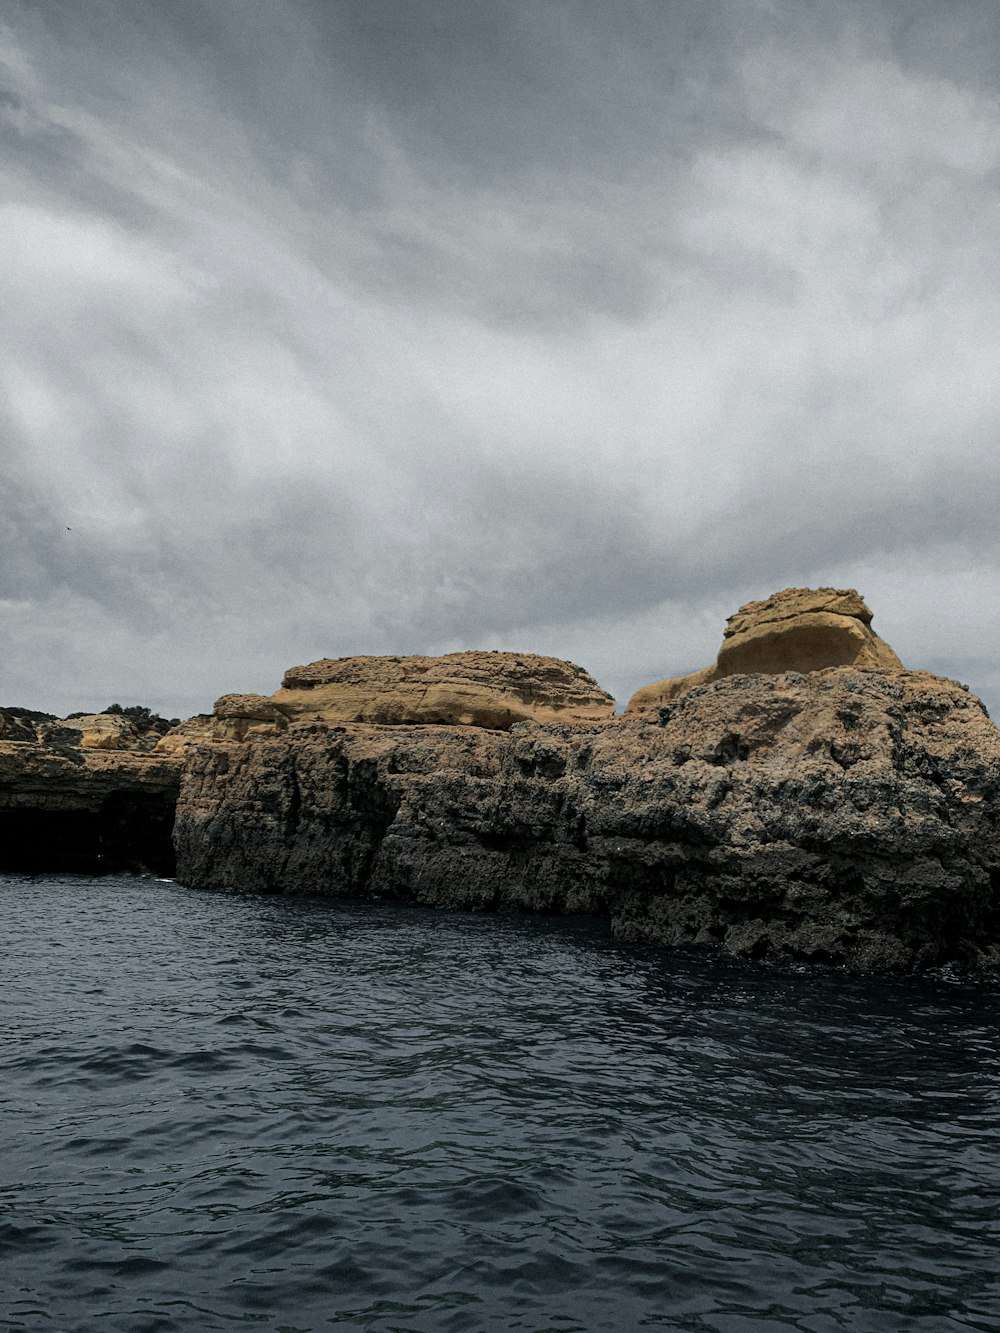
175,667,1000,972
272,651,617,729
627,587,902,716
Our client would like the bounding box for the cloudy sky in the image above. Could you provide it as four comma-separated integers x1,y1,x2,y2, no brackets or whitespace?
3,0,999,719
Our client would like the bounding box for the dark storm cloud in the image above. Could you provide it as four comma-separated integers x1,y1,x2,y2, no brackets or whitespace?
2,0,1000,716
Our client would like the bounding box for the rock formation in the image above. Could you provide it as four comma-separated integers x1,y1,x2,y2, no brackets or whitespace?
8,589,1000,974
0,709,181,875
52,712,157,751
271,651,617,729
626,586,902,716
174,659,1000,973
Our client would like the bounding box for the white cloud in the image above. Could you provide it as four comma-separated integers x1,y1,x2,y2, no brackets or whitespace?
746,55,1000,175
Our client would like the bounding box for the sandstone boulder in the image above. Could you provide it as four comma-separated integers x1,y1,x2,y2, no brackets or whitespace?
272,651,616,730
626,587,901,717
717,587,901,676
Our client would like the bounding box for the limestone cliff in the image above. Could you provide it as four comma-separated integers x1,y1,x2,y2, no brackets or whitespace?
174,666,1000,973
10,589,1000,974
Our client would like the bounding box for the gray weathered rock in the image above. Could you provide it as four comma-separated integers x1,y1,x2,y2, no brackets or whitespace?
174,667,1000,973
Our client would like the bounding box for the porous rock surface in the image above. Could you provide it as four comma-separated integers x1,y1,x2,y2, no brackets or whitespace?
174,666,1000,973
272,651,616,729
627,587,901,716
0,740,181,812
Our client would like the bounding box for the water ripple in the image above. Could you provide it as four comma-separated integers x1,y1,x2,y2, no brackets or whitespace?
1,873,998,1331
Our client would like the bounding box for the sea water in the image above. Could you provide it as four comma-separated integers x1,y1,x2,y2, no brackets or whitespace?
2,874,998,1331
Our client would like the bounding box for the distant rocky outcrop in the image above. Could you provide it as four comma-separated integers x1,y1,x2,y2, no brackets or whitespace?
0,708,53,745
627,587,902,717
270,651,617,730
53,712,157,751
0,706,179,753
0,711,181,875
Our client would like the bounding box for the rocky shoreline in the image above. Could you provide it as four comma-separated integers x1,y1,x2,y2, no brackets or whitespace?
4,588,1000,973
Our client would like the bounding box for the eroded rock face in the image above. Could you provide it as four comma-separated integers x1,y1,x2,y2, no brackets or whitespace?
717,587,901,676
174,667,1000,973
210,694,289,742
627,587,901,717
272,651,616,729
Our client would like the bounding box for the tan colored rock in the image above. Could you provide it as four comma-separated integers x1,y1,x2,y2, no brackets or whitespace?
272,651,616,730
214,693,283,722
211,694,289,742
626,587,902,717
717,588,900,677
154,695,293,755
42,713,140,751
625,665,715,716
0,739,182,810
723,587,874,635
154,716,216,756
1,733,182,875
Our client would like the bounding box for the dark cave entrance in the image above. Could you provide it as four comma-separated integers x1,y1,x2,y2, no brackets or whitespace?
0,792,178,877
